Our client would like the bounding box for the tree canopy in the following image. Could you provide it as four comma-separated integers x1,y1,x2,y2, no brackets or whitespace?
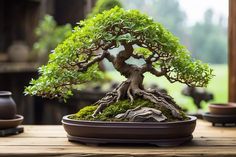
25,7,213,100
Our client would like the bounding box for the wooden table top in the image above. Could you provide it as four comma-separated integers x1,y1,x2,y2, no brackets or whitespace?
0,120,236,157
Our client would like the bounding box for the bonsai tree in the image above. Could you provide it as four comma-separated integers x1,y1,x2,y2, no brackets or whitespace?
25,7,213,121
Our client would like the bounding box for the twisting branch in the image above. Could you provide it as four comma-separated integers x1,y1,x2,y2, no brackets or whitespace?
148,67,167,77
101,41,116,50
76,53,99,66
141,64,166,77
104,52,115,64
117,43,134,61
76,50,108,72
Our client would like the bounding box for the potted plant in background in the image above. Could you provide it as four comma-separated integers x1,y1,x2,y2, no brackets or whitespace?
25,7,213,146
32,0,122,64
87,0,122,18
31,15,72,64
0,91,24,136
203,102,236,126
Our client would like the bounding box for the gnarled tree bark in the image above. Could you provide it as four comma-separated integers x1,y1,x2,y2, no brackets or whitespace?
91,43,183,119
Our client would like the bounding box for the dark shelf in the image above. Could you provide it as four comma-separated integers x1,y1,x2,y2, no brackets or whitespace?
0,62,40,73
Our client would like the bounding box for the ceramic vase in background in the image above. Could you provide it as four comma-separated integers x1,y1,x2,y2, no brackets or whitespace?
7,41,29,62
0,91,16,119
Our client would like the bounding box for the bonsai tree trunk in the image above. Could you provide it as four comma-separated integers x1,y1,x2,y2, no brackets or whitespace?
92,44,182,119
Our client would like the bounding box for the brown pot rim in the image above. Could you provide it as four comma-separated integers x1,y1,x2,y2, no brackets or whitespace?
209,103,236,108
0,115,23,122
63,114,196,125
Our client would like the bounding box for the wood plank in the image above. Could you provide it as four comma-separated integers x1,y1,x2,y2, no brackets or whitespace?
11,125,65,138
0,146,236,157
0,120,236,156
1,137,236,146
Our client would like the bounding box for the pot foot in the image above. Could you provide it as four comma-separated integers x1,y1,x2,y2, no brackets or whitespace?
67,135,193,147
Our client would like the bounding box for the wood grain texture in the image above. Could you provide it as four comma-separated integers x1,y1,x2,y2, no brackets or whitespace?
0,120,236,157
229,0,236,102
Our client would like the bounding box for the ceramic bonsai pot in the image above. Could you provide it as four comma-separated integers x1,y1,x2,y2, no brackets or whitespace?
209,103,236,115
203,112,236,126
203,103,236,126
62,115,197,146
0,115,24,129
0,91,16,119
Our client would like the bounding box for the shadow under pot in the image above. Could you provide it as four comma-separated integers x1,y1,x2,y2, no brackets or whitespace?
0,91,16,119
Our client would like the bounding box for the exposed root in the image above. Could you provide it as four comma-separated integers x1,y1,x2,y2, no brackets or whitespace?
127,86,134,104
92,91,117,117
115,80,130,102
146,88,181,110
133,89,182,119
92,80,131,117
92,81,183,119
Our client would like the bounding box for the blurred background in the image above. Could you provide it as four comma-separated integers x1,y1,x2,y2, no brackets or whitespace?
0,0,228,124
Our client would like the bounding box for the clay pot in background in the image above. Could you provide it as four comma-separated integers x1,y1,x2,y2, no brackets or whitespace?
0,91,16,119
209,103,236,115
7,41,29,62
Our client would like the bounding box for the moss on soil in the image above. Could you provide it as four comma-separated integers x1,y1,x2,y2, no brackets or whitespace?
69,98,188,122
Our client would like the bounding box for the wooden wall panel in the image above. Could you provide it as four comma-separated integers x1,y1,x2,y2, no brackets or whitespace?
229,0,236,102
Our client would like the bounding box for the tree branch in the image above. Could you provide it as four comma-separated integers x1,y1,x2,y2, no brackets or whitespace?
104,52,115,64
116,43,134,61
76,51,108,72
141,65,166,77
149,67,167,76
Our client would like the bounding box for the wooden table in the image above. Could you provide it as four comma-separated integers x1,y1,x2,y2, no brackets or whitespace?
1,120,236,157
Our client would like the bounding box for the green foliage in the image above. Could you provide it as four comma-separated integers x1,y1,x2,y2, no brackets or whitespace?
87,0,122,18
33,15,72,59
134,47,152,59
25,7,213,100
25,63,103,100
70,98,187,121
